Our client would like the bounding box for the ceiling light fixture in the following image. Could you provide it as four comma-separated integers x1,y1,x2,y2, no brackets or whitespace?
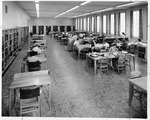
35,3,39,18
78,13,90,17
66,6,79,12
80,0,91,6
35,3,39,11
35,0,39,3
55,5,79,18
116,1,146,8
91,7,113,14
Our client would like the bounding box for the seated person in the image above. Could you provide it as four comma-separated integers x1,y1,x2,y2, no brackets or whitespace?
32,46,42,54
120,40,127,51
103,39,110,50
33,41,41,47
109,43,118,53
122,32,126,38
137,38,142,46
27,56,41,72
28,50,38,56
73,38,82,45
27,55,41,62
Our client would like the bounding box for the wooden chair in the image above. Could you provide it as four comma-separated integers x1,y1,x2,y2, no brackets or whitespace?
80,47,91,59
128,44,136,54
28,51,38,57
137,46,146,61
97,58,109,73
19,87,41,116
130,71,147,110
114,54,126,73
27,61,41,72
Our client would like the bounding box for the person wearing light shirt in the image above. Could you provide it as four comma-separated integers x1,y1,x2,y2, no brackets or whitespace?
103,40,109,50
109,43,118,53
32,46,42,54
27,56,41,62
73,38,80,45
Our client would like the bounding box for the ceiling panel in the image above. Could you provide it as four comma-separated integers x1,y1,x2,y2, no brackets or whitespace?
16,1,147,18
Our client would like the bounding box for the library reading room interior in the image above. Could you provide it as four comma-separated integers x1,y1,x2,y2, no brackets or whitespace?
1,0,149,119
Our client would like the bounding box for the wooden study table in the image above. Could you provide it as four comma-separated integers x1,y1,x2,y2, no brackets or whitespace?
86,51,135,74
129,76,147,107
86,52,116,74
21,54,48,72
8,70,51,116
74,44,91,59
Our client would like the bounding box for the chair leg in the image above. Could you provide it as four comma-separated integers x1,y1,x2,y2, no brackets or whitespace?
39,97,41,117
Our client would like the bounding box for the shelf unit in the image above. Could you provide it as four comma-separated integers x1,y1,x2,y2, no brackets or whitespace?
2,26,29,76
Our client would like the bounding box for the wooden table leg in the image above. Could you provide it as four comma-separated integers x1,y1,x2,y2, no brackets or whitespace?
9,89,11,116
48,84,51,115
86,55,88,68
133,56,135,71
14,89,16,104
78,50,80,60
129,82,134,106
94,59,97,74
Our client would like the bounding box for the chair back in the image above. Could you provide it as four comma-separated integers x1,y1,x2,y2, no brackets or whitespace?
29,51,38,56
20,87,40,99
27,61,41,71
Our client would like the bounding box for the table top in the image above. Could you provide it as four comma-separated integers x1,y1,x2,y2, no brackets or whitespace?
86,52,116,60
75,44,91,51
32,34,45,37
9,70,51,89
86,51,130,60
129,76,147,92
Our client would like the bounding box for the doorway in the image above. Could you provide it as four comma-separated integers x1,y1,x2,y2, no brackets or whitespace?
38,26,44,34
46,26,51,35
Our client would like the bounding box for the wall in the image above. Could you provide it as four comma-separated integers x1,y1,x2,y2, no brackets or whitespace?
2,1,30,29
28,17,75,33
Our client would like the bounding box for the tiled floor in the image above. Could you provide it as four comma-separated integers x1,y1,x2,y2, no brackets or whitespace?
2,35,147,118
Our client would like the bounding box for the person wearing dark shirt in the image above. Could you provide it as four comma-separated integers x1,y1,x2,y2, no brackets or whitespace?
120,40,127,51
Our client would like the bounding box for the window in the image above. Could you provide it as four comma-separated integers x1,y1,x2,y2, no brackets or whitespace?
103,15,106,34
132,10,139,38
110,14,115,35
80,18,82,31
84,18,86,31
75,19,77,30
97,16,100,33
78,19,80,30
92,17,94,32
87,17,90,31
119,12,126,35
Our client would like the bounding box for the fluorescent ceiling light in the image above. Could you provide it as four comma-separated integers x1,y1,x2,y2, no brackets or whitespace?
37,12,39,18
55,6,79,18
35,0,39,3
69,16,78,18
91,7,113,14
116,1,146,8
66,6,79,12
35,3,39,11
80,0,91,6
35,3,39,18
78,13,90,17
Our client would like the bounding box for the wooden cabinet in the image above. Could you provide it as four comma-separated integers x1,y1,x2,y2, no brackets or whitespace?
2,26,29,75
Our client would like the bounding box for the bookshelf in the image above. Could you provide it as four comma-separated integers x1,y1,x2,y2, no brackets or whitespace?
2,26,29,76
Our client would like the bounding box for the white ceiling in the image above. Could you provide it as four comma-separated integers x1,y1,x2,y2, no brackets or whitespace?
17,1,147,18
